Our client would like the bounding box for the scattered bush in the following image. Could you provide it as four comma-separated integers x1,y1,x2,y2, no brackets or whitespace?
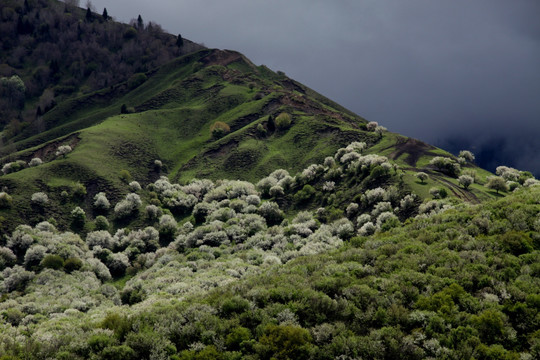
0,247,16,270
145,205,162,220
486,176,508,194
210,121,231,139
2,265,35,292
458,175,474,189
94,192,111,211
2,160,26,175
87,231,115,250
0,192,13,208
127,72,147,89
429,187,447,199
55,145,72,158
256,123,267,137
71,206,86,227
416,172,428,184
129,181,141,192
275,112,292,130
158,214,177,241
95,216,110,230
31,192,49,206
73,182,87,198
114,193,142,218
294,185,316,204
459,150,475,162
24,245,47,269
496,166,521,182
366,121,378,131
429,157,460,177
119,170,132,184
28,158,43,167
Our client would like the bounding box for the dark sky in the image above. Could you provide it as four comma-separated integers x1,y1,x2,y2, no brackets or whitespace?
89,0,540,175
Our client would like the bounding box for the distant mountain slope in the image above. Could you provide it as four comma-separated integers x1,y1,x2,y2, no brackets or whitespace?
0,0,202,146
0,44,505,234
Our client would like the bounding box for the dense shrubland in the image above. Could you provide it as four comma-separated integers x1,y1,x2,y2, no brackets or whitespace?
0,140,539,359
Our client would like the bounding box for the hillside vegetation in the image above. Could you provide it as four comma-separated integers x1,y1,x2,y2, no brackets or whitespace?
0,148,539,359
0,0,201,146
0,43,511,233
1,1,539,359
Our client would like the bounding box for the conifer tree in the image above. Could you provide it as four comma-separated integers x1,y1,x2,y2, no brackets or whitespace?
176,34,184,47
85,7,93,22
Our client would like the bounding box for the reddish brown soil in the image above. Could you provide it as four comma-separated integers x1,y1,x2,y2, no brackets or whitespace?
26,133,81,163
201,50,253,68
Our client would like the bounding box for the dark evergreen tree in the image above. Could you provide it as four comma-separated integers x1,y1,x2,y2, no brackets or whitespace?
137,14,144,30
85,7,93,22
176,34,184,47
102,8,108,21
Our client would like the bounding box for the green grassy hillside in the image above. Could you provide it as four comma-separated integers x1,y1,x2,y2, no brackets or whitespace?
0,47,507,234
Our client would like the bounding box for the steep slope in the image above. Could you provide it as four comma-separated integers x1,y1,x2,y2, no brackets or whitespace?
0,0,202,145
0,46,502,234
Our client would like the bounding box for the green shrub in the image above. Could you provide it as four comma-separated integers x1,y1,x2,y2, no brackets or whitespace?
499,231,533,255
210,121,231,139
88,333,117,354
41,254,64,270
95,215,109,230
60,190,69,202
294,185,315,204
256,123,267,137
119,170,132,183
123,27,137,39
0,192,13,209
63,257,82,273
225,326,251,350
100,345,135,360
121,286,145,305
101,313,133,341
221,296,250,317
127,73,147,89
71,206,86,228
257,324,312,360
73,182,86,198
275,112,292,130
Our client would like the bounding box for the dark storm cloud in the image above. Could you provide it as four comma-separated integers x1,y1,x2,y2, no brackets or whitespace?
89,0,540,175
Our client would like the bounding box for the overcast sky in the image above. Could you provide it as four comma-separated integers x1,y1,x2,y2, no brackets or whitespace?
89,0,540,175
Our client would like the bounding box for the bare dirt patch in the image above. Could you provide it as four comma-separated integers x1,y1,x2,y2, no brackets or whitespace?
201,50,251,68
27,133,81,163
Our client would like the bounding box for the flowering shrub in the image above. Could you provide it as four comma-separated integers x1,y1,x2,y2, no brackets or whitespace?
28,158,43,167
114,193,142,218
31,192,49,206
94,192,110,211
55,145,72,158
